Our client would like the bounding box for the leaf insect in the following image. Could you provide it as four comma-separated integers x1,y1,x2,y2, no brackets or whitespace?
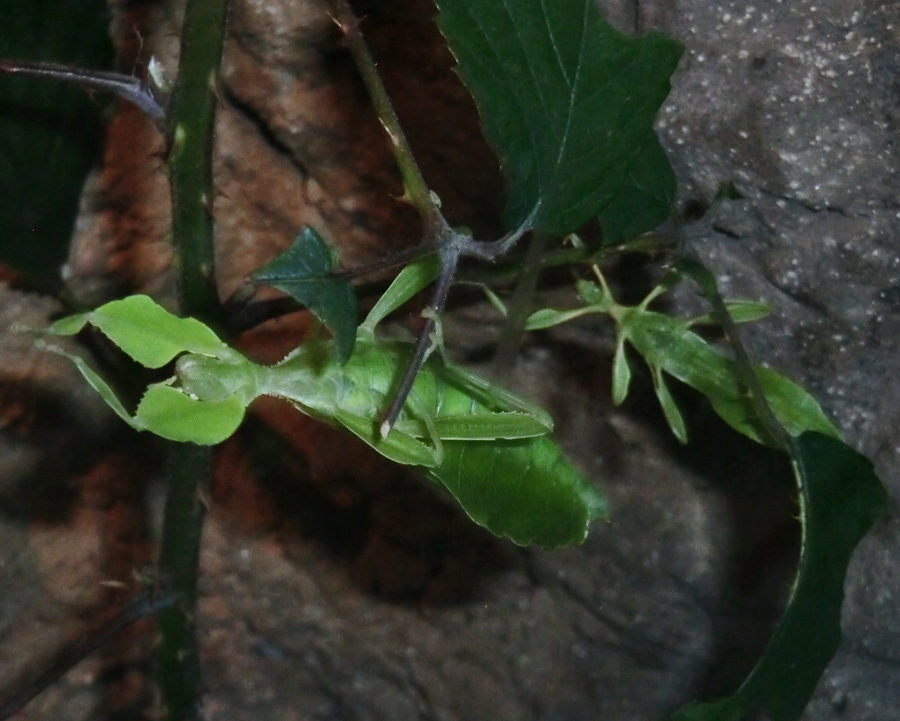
525,263,839,446
41,259,606,547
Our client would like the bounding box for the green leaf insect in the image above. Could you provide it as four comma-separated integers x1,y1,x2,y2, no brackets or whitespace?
44,259,606,547
526,267,839,445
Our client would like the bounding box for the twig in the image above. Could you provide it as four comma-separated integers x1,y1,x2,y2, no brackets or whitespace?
0,594,177,721
491,232,548,374
155,0,230,719
327,0,441,231
325,3,551,431
676,256,793,452
379,243,460,436
0,60,167,132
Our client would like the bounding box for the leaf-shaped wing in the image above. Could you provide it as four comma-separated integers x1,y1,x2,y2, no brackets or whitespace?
427,435,607,548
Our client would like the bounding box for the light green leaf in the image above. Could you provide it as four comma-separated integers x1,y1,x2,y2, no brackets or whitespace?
575,278,609,306
689,300,773,326
626,310,839,444
672,432,889,721
525,306,597,330
481,285,509,318
359,254,440,336
652,366,687,443
611,337,631,405
253,227,357,363
434,0,683,236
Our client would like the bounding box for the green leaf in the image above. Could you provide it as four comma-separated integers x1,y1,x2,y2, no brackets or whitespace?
594,133,677,244
611,337,631,405
434,0,683,236
359,254,440,336
253,227,357,363
652,366,687,443
525,306,597,330
688,300,773,326
622,307,839,444
426,435,607,548
0,0,113,283
49,294,238,368
481,285,508,318
672,432,889,721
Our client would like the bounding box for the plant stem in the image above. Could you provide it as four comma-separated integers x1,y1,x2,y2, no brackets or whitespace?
676,257,793,451
380,244,460,436
0,595,177,721
327,0,442,232
491,232,548,374
155,0,229,718
166,0,229,322
155,445,211,721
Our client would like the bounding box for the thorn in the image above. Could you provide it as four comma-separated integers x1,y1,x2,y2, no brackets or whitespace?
392,189,414,205
0,60,167,133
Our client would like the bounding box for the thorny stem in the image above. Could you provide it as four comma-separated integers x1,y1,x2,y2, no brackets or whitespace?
380,244,460,436
155,446,210,721
0,595,177,721
155,0,229,719
226,233,680,336
166,0,228,324
676,257,794,452
0,60,168,132
327,0,441,231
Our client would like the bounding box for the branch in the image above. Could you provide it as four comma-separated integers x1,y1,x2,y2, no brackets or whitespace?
323,2,544,432
327,0,442,232
0,595,177,721
155,0,230,719
0,60,167,132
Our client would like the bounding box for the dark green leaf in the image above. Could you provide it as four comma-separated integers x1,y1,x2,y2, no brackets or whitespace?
673,432,889,721
595,131,677,244
253,227,358,363
434,0,682,236
0,0,113,283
